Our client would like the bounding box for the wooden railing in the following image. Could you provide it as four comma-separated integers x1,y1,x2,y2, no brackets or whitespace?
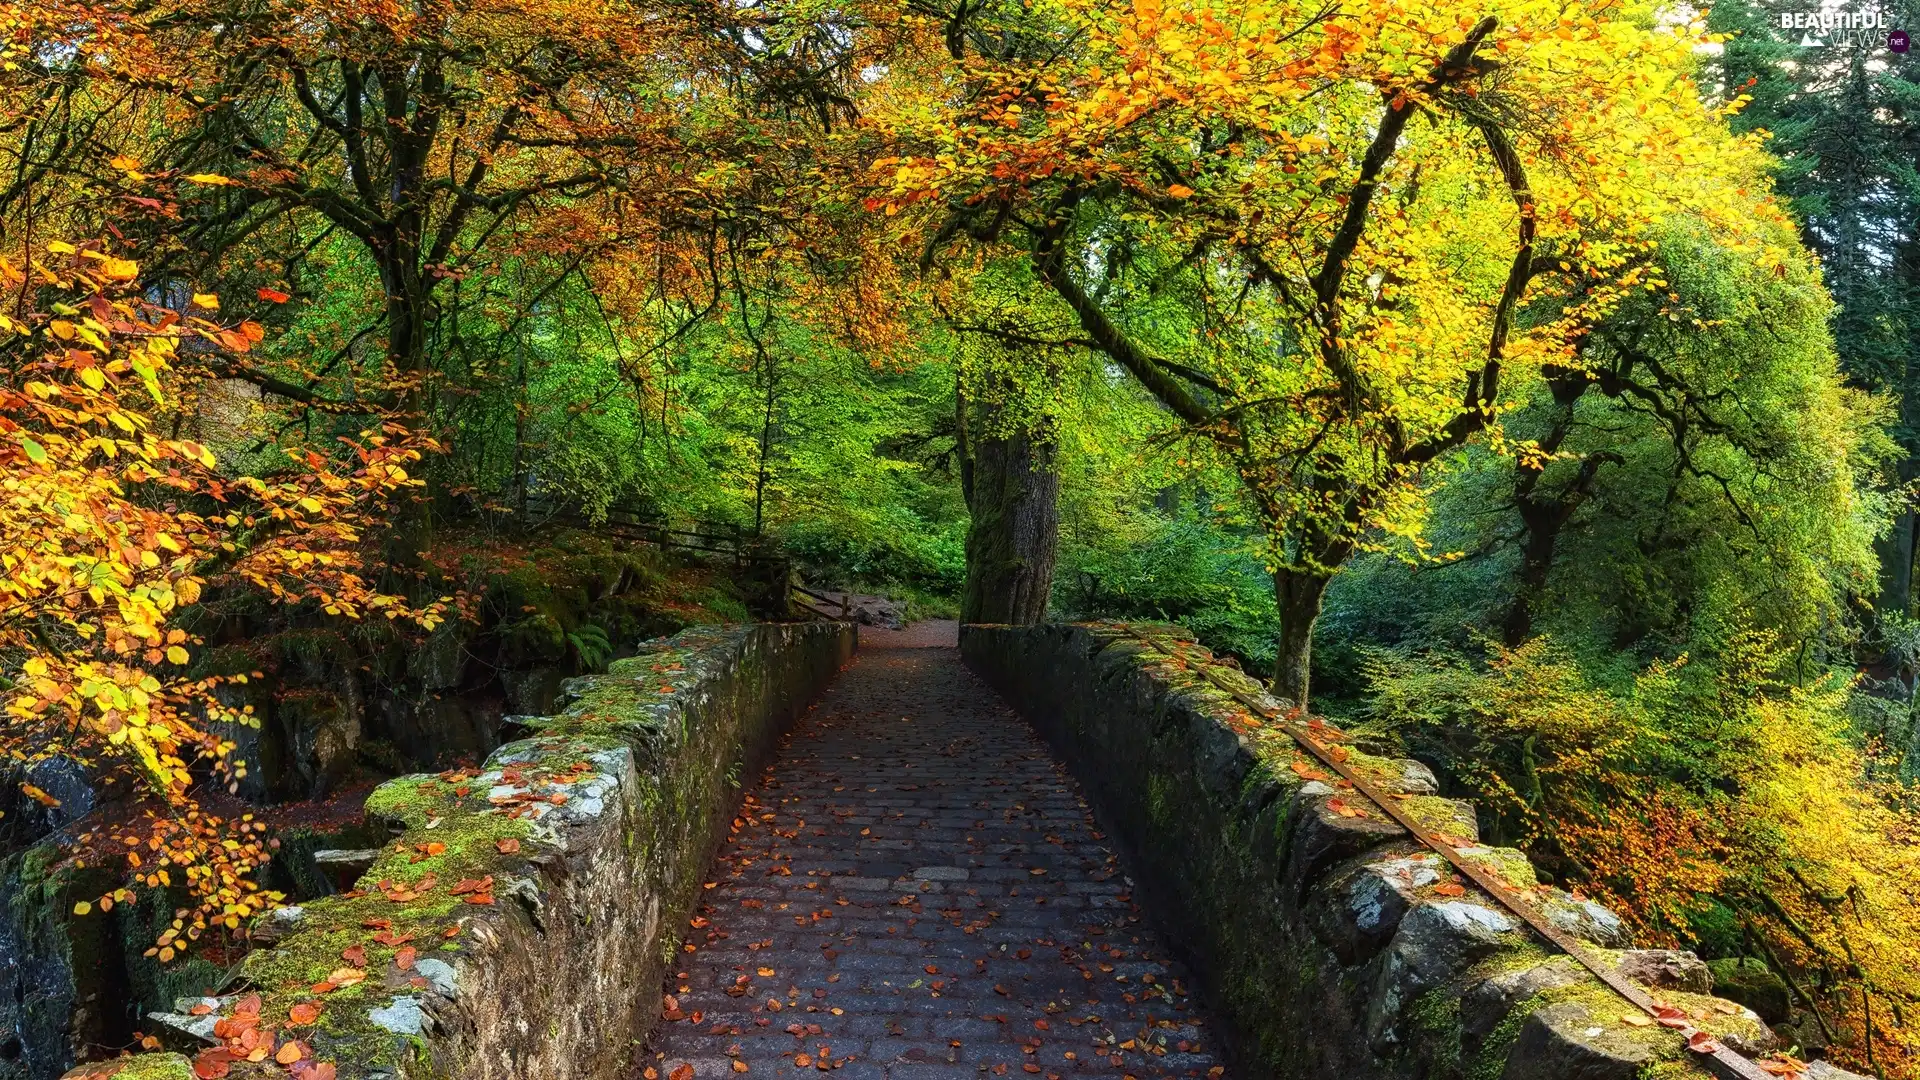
790,584,851,621
518,494,781,566
517,493,857,623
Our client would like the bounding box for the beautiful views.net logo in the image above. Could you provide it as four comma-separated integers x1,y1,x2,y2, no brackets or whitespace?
1776,8,1909,50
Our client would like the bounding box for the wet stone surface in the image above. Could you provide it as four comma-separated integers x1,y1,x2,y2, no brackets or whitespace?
647,627,1224,1080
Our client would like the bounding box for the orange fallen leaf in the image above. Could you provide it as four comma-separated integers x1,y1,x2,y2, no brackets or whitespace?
1686,1032,1722,1054
732,1062,749,1073
671,1065,694,1080
449,876,494,896
289,1002,322,1025
276,1040,309,1065
496,838,520,854
1620,1014,1652,1027
1433,882,1466,897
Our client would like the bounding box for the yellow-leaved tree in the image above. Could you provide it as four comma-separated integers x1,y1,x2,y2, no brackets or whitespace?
860,0,1799,706
0,240,442,949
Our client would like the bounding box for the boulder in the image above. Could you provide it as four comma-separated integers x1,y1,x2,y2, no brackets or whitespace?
1707,958,1791,1023
1369,899,1522,1047
1460,957,1587,1046
1311,850,1440,964
1615,948,1713,995
1501,1002,1666,1080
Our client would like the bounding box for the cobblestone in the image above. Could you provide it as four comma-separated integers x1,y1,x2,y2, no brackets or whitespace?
646,625,1224,1080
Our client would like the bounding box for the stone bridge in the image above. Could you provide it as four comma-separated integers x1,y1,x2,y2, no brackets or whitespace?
70,621,1852,1080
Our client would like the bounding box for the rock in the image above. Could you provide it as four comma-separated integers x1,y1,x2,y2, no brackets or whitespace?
0,843,123,1078
1615,948,1712,994
501,667,569,716
1311,850,1439,964
1707,958,1790,1023
1369,899,1521,1046
369,996,426,1035
1395,760,1440,795
1719,1018,1779,1058
1460,957,1587,1046
1501,1002,1665,1080
1285,786,1407,895
312,849,380,893
1539,889,1631,947
409,625,470,691
1807,1062,1872,1080
282,686,363,799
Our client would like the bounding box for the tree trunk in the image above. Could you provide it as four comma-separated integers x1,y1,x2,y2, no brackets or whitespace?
1503,506,1561,646
1273,564,1333,709
1877,469,1918,621
961,428,1058,625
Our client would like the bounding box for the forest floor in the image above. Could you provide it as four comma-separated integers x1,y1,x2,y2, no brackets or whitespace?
647,623,1224,1080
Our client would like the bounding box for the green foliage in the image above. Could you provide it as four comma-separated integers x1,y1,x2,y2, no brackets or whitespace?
1362,631,1920,1073
1057,509,1278,670
567,625,615,673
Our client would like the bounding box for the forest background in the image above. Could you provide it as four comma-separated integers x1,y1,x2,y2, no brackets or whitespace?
2,0,1919,1074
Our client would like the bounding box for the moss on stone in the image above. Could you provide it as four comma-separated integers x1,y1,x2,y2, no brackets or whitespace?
90,1052,197,1080
1410,989,1464,1075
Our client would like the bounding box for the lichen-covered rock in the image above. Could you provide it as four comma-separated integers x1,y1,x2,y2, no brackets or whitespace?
1707,958,1790,1023
1615,949,1713,995
962,622,1763,1080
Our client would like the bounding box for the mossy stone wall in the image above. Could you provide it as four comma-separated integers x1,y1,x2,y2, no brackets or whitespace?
78,621,852,1080
962,622,1763,1080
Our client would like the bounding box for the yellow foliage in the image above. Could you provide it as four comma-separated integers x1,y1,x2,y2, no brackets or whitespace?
0,241,442,948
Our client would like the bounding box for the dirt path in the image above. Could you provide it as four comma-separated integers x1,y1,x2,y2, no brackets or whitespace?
647,626,1224,1080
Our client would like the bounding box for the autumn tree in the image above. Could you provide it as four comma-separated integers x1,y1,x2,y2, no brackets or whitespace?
0,238,438,943
862,0,1805,704
1,0,896,526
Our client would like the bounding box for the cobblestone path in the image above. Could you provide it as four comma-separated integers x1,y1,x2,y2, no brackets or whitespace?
647,623,1224,1080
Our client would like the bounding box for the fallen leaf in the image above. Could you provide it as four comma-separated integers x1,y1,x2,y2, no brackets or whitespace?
289,1002,322,1025
395,946,417,971
276,1041,309,1065
1620,1014,1652,1027
342,945,367,967
496,839,520,854
671,1065,694,1080
1686,1032,1722,1054
732,1062,749,1073
1433,882,1466,897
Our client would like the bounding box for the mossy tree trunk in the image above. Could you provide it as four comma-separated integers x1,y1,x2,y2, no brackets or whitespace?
961,427,1058,625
